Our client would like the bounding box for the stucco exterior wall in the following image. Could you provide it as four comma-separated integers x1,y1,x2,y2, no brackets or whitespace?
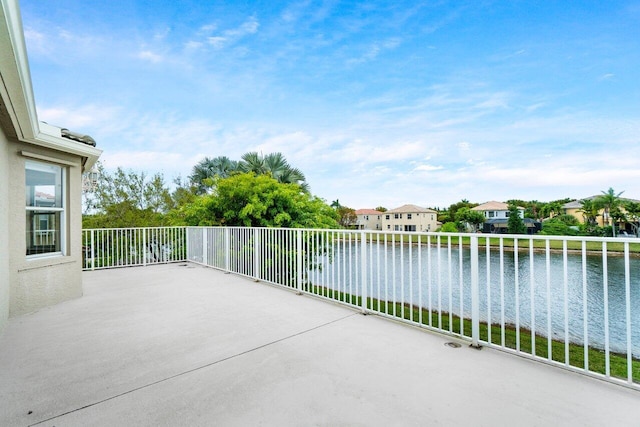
356,214,382,230
0,126,10,333
565,207,608,227
381,211,438,232
7,140,84,317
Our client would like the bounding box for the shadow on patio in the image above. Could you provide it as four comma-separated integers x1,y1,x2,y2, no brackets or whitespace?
0,264,637,426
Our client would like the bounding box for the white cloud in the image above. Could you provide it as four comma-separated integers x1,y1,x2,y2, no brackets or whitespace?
204,17,260,50
413,164,444,172
208,36,228,49
348,37,402,64
138,50,164,63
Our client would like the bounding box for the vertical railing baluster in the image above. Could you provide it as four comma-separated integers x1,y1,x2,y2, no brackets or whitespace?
546,239,552,361
582,240,588,370
90,229,95,271
530,238,535,356
361,230,367,314
563,239,569,366
515,238,520,352
254,228,260,281
297,229,302,294
470,234,480,348
624,242,632,383
603,241,610,377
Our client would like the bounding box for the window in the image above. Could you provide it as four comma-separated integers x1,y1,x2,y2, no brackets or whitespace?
25,160,65,256
365,215,369,220
385,214,390,220
488,211,495,218
505,211,510,217
404,225,416,232
394,225,401,231
394,213,399,219
407,214,412,220
387,225,391,229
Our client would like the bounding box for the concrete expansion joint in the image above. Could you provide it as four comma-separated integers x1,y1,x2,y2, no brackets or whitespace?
24,312,359,426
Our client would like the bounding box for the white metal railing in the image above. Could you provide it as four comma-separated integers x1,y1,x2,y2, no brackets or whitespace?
186,227,640,391
82,227,187,270
82,226,639,390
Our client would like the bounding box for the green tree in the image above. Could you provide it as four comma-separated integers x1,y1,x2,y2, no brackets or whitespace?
623,201,640,237
337,206,357,228
83,163,171,228
507,203,526,234
455,207,485,232
170,173,338,228
375,206,387,212
539,201,564,219
448,199,478,220
540,220,579,236
439,222,458,232
595,188,624,236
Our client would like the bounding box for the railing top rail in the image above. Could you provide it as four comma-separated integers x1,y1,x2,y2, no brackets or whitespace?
83,226,187,232
183,226,638,243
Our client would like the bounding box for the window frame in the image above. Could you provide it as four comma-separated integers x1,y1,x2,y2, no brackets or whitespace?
25,160,67,258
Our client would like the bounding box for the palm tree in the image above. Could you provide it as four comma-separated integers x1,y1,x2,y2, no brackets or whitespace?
578,198,600,227
238,152,309,192
595,188,624,236
190,156,239,194
238,152,267,175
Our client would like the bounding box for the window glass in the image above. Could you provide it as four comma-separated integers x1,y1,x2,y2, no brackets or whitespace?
25,160,65,256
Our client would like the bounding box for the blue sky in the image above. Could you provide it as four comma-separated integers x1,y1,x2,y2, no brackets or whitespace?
20,0,640,209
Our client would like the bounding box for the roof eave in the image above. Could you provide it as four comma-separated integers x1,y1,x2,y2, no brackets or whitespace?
0,0,102,170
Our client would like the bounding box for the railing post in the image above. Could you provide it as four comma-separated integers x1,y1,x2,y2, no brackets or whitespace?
296,229,302,294
470,234,480,348
225,227,230,272
184,227,189,262
253,228,260,281
142,228,147,267
90,229,95,271
202,228,208,266
360,230,368,314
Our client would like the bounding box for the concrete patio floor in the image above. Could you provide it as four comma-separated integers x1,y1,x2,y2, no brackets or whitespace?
1,264,638,426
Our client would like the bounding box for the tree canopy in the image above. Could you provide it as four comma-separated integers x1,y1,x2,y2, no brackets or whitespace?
171,173,338,228
455,207,485,232
189,152,309,195
82,163,171,228
507,203,526,234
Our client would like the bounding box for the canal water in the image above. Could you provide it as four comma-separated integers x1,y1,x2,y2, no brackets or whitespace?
321,243,640,356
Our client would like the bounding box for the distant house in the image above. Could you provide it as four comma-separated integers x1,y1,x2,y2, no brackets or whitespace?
1,0,102,333
472,201,524,219
355,209,384,230
472,201,540,234
381,204,438,232
482,218,541,234
563,196,640,232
